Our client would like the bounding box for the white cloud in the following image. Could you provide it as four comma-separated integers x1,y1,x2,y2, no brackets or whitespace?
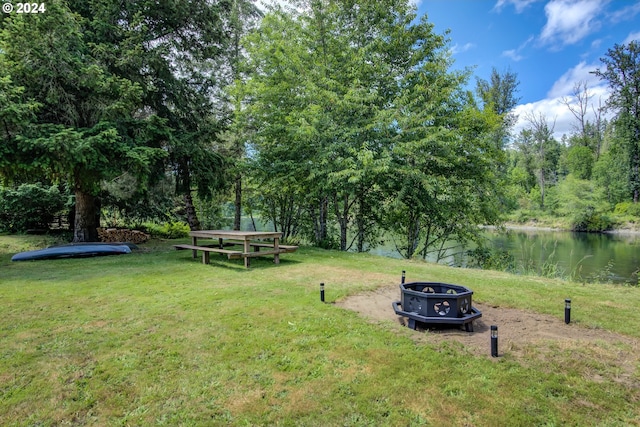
609,1,640,23
590,38,603,49
494,0,542,13
501,35,534,62
502,49,524,61
539,0,607,48
511,62,611,140
624,31,640,44
546,61,602,98
451,42,475,55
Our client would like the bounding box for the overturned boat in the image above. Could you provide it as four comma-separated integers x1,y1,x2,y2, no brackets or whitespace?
11,243,132,261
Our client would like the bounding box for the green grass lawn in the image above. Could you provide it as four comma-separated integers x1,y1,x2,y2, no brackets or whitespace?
1,235,639,426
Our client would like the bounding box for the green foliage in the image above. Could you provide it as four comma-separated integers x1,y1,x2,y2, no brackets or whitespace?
466,246,515,271
101,173,178,226
240,0,507,257
192,195,232,230
0,0,237,238
594,41,640,201
613,201,640,217
565,145,594,179
528,186,543,209
554,175,613,231
142,222,190,239
476,67,521,116
0,184,67,232
593,147,629,205
0,0,171,241
510,125,565,211
509,165,534,192
571,208,614,232
242,0,426,248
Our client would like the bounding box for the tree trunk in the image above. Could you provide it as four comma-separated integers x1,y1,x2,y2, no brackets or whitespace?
632,141,639,203
184,192,201,231
420,223,433,259
336,193,349,251
313,196,329,245
539,169,545,209
233,174,242,230
73,187,100,242
356,201,365,253
319,196,328,243
405,212,420,259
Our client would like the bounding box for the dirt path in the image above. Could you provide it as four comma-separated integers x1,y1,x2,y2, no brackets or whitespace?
336,284,639,361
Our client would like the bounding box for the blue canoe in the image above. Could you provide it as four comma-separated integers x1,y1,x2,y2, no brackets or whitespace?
11,244,132,261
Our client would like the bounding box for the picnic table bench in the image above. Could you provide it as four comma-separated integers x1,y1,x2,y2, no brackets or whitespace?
173,243,244,264
173,230,298,268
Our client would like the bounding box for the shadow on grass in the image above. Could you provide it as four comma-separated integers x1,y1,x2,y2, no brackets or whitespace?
176,252,303,272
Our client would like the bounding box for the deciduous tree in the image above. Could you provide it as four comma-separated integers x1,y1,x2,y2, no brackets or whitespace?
594,41,640,202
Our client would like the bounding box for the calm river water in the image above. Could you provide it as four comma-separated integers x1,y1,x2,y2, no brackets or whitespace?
240,217,640,284
369,229,640,285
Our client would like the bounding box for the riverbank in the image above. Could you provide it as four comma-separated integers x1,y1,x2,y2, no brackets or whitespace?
498,218,640,234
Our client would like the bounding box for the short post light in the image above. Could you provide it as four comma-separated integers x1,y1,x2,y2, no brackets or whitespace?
490,325,499,357
565,298,571,324
401,270,406,284
320,282,325,303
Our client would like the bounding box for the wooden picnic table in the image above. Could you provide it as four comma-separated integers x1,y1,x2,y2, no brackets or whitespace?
174,230,297,268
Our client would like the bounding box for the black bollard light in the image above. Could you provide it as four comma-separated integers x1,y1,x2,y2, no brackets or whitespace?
490,325,499,357
401,270,406,284
565,298,571,324
320,282,325,303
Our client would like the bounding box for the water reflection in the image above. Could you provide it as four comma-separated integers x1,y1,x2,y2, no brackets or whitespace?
369,229,640,285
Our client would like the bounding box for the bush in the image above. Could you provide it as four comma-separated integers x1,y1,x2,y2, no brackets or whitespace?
614,201,640,217
0,184,67,232
570,207,615,232
143,221,191,239
566,145,594,180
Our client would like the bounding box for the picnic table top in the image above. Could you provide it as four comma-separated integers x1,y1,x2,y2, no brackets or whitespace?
189,230,283,240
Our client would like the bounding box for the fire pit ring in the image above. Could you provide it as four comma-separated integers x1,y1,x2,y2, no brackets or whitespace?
392,279,482,332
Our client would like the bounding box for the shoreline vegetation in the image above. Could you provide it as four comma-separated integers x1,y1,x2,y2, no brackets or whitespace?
487,222,640,234
494,215,640,235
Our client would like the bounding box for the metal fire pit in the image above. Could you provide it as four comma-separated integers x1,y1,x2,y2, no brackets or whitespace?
392,275,481,332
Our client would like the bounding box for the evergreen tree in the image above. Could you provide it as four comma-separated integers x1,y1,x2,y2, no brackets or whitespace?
0,1,164,241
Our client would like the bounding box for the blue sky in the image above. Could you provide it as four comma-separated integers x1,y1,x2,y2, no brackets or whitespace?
417,0,640,138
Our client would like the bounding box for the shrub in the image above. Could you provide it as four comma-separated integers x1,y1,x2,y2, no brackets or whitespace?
566,145,594,180
0,184,67,232
143,221,191,239
570,207,615,232
614,201,640,217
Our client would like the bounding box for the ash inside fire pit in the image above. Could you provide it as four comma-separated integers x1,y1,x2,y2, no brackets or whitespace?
392,279,482,332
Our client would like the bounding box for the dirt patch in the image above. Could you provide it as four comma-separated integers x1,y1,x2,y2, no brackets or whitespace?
336,284,639,361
